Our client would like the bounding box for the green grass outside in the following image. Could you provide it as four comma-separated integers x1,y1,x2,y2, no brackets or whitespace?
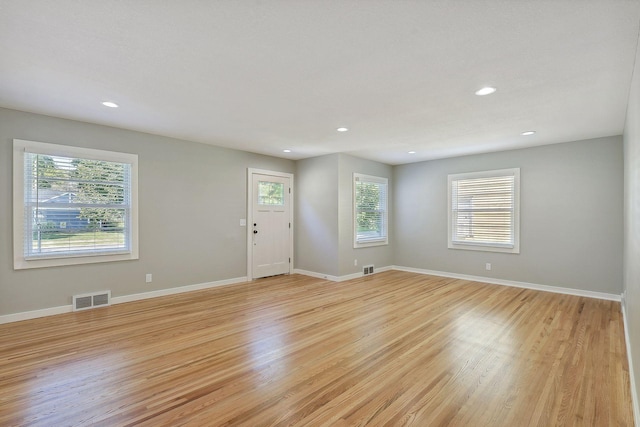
34,230,125,248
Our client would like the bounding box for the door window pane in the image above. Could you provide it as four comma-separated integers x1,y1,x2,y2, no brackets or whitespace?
258,181,284,205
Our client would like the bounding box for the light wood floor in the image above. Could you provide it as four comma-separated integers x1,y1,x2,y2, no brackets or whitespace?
0,271,633,426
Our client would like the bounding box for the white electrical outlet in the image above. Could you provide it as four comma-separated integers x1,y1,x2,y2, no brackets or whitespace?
354,259,358,266
240,218,246,226
485,263,492,271
145,273,152,283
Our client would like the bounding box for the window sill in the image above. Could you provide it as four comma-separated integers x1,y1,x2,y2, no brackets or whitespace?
354,238,389,249
447,242,519,254
14,251,139,270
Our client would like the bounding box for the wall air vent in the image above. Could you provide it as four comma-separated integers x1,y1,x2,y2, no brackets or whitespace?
73,291,111,311
363,265,375,275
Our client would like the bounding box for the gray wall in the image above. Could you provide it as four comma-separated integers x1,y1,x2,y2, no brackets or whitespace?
0,108,294,315
623,29,640,413
295,153,393,277
0,108,628,319
393,136,624,294
294,154,340,276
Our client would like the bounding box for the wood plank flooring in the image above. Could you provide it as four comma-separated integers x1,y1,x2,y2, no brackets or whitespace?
0,271,633,426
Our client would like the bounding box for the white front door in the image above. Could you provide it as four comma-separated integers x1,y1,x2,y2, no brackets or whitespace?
249,171,292,279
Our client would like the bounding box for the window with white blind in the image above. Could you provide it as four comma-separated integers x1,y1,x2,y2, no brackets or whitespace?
13,139,138,269
354,173,388,248
448,168,520,253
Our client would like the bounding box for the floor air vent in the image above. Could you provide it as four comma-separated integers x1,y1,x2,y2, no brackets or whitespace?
363,265,375,275
73,291,111,311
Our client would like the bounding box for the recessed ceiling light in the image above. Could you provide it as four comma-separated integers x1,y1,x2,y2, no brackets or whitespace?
102,101,119,108
475,87,496,96
521,131,536,136
283,149,292,153
408,151,416,154
336,127,349,132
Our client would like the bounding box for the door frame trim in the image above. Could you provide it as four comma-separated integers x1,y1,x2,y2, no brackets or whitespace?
247,168,294,280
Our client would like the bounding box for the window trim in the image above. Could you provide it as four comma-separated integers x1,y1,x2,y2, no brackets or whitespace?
353,173,389,248
13,139,139,269
447,168,520,254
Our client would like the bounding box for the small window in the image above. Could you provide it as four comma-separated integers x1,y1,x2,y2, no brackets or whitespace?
354,173,388,248
257,181,284,205
448,168,520,253
13,139,138,269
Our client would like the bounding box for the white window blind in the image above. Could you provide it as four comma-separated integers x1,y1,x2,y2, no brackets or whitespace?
14,139,138,269
448,168,520,253
354,173,388,247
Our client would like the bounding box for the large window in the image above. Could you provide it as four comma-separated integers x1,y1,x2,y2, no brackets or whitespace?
13,139,138,269
354,173,388,248
448,168,520,253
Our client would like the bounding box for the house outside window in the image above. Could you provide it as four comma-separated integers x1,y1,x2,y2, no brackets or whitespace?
448,168,520,253
13,139,138,269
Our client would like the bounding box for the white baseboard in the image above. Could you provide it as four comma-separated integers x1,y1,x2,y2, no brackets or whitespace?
293,268,339,281
0,305,73,324
0,276,248,325
391,265,621,301
1,265,620,323
334,272,362,282
294,265,393,282
295,265,620,301
111,276,247,304
622,301,640,426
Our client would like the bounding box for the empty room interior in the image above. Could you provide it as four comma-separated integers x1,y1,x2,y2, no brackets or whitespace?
2,1,640,426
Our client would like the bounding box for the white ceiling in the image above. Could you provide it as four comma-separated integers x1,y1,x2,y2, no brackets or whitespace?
1,1,639,165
